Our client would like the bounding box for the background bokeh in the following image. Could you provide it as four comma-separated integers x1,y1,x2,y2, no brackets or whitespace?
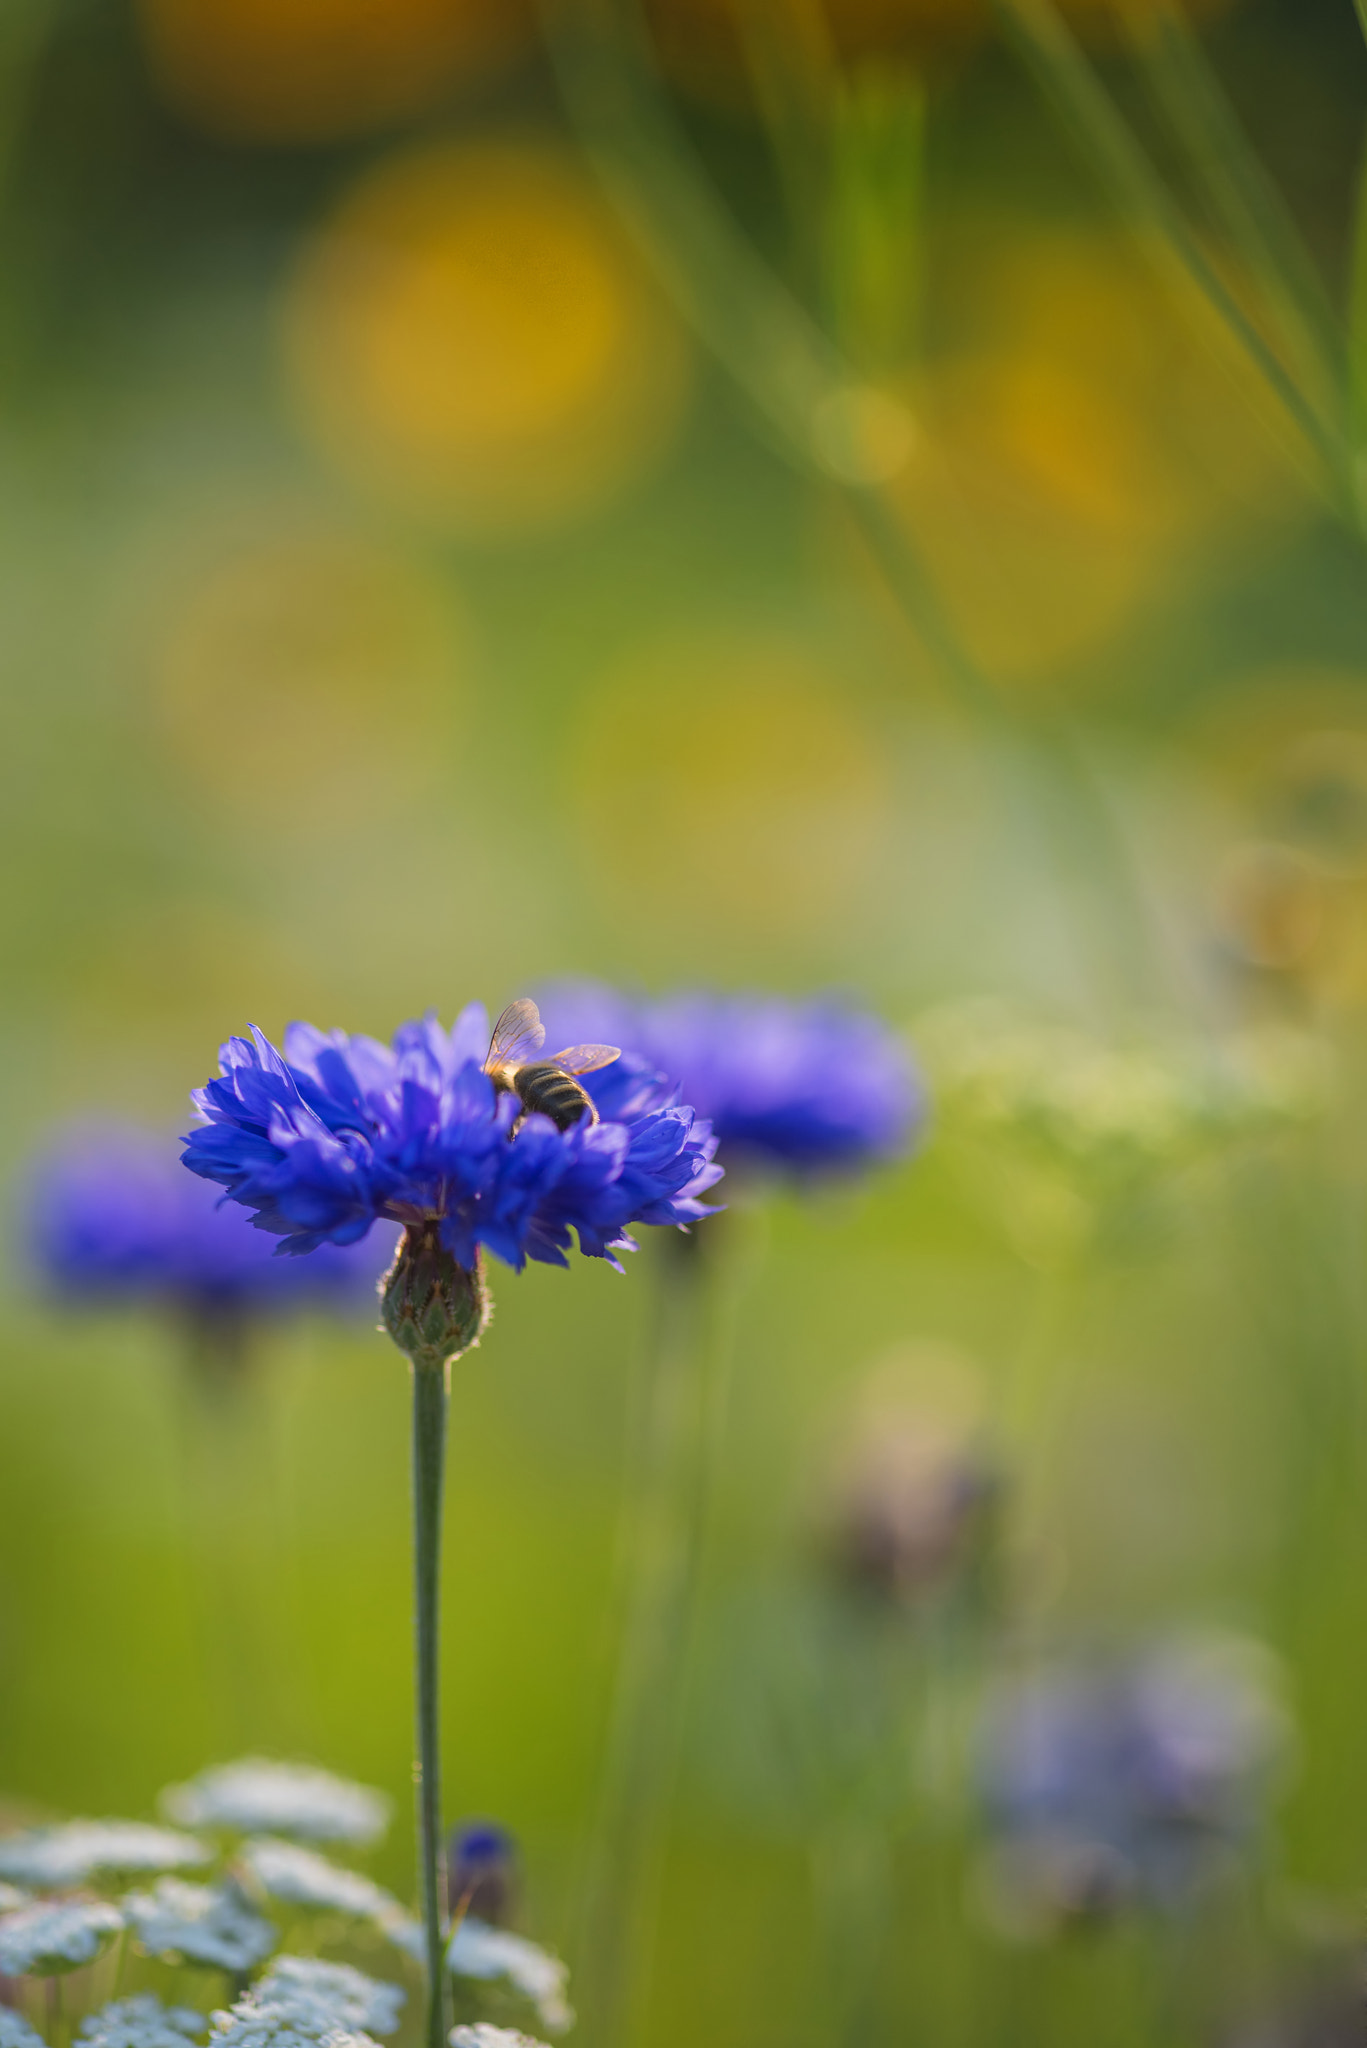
4,0,1367,2043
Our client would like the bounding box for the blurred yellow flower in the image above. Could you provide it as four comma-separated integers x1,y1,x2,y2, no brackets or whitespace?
282,140,692,537
880,227,1307,685
154,524,465,825
570,637,889,931
136,0,534,145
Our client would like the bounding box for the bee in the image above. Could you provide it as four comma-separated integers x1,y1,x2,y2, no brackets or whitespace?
484,997,621,1132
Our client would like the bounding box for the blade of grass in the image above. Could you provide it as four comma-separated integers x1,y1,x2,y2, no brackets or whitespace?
992,0,1354,517
1115,0,1343,404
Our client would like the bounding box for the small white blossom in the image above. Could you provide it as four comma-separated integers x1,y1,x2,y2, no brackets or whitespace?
0,1824,209,1890
77,1996,206,2048
450,2031,552,2048
446,1921,572,2034
238,1842,404,1936
0,1883,29,1912
124,1880,277,1973
0,2010,46,2048
164,1765,388,1848
0,1898,124,1975
208,2007,374,2048
252,1959,405,2037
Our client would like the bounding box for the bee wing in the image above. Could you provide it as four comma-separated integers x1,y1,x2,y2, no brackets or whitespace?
548,1044,622,1077
486,998,546,1073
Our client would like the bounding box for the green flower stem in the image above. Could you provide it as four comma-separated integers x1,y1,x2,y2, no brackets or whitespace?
177,1310,265,1751
411,1357,451,2048
574,1230,709,2048
576,1213,761,2048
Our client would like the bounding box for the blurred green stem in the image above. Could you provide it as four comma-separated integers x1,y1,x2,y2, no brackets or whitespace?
1003,1243,1085,1563
177,1311,263,1751
411,1360,450,2048
992,0,1353,513
574,1229,709,2046
544,0,1176,1012
574,1215,756,2047
1114,0,1342,402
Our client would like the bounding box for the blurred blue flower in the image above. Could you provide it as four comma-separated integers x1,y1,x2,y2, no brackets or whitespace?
977,1636,1287,1932
183,1006,721,1270
29,1127,395,1313
537,983,921,1175
447,1822,516,1926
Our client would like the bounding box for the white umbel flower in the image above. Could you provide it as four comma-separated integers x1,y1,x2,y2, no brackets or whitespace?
123,1879,277,1973
164,1765,388,1849
0,1825,209,1890
0,2010,46,2048
238,1842,405,1937
77,1996,206,2048
251,1959,405,2037
208,2008,374,2048
449,2031,552,2048
0,1898,124,1975
446,1921,572,2034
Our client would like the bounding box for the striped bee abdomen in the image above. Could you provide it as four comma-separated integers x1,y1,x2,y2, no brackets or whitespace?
513,1062,597,1131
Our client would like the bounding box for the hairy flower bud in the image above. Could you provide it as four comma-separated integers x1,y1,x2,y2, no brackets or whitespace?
381,1225,489,1368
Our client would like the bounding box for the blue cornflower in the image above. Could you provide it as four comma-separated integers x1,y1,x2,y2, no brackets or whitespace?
447,1822,516,1927
182,1005,721,1276
977,1637,1287,1932
537,984,921,1174
28,1127,394,1314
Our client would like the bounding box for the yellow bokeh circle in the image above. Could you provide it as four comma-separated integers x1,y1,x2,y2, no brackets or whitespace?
283,140,693,537
570,638,890,930
136,0,535,146
155,524,465,821
879,226,1307,686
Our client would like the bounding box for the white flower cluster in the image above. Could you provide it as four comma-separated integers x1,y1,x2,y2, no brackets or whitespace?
0,1825,208,1890
76,1997,206,2048
447,1921,573,2034
164,1766,388,1849
0,1898,124,1975
123,1879,277,1973
0,1882,30,1912
450,2030,552,2048
238,1841,406,1940
0,2011,45,2048
208,1958,403,2048
252,1959,405,2037
922,1003,1327,1166
208,2009,371,2048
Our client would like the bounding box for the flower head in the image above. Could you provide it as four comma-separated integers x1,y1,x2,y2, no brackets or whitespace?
446,1824,515,1928
30,1129,395,1314
238,1840,405,1939
450,2032,552,2048
123,1879,277,1973
446,1920,572,2035
182,1004,721,1274
250,1959,404,2037
0,2014,45,2048
537,984,920,1175
208,2007,372,2048
978,1635,1288,1933
0,1822,209,1891
0,1898,124,1976
77,1998,206,2048
162,1761,389,1848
